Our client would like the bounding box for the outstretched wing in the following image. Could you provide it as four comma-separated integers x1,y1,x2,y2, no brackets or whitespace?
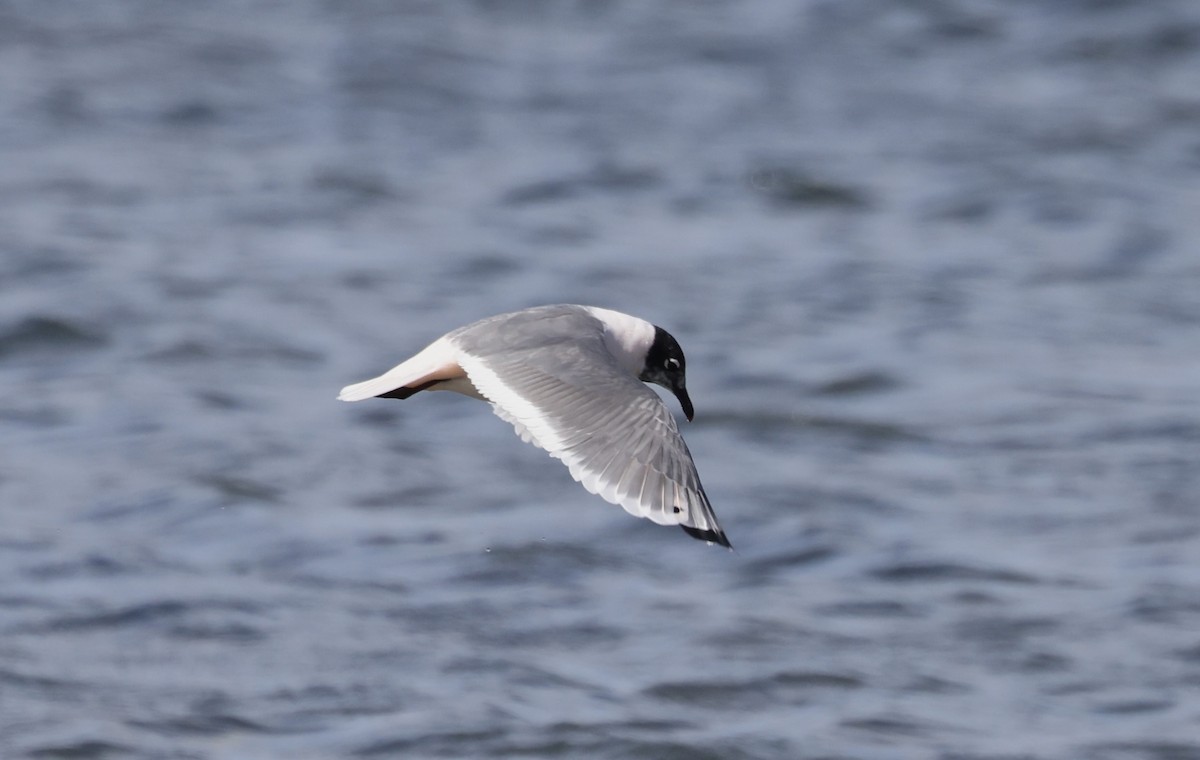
450,307,730,547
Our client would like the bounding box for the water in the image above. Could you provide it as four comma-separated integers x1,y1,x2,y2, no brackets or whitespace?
2,1,1199,758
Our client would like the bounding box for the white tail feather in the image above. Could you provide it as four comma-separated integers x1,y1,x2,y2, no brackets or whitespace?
337,338,461,402
338,372,410,401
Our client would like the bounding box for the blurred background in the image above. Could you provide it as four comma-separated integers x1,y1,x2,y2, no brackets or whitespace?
2,1,1199,758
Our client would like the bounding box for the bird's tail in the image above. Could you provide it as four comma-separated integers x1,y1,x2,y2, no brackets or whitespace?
337,337,461,401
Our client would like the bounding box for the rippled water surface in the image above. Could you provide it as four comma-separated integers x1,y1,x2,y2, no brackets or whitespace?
3,1,1200,758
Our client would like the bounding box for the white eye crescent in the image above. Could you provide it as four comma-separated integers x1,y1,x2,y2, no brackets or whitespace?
665,357,681,370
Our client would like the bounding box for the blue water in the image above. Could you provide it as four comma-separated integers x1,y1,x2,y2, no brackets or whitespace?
3,1,1200,758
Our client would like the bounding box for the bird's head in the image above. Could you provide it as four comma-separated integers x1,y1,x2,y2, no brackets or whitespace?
638,326,694,421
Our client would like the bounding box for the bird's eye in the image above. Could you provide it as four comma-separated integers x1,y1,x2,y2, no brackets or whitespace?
665,357,681,371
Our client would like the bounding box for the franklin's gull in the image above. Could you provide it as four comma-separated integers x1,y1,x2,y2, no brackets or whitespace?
338,304,731,548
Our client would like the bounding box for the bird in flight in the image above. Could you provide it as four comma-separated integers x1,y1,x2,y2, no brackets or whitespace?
339,304,731,548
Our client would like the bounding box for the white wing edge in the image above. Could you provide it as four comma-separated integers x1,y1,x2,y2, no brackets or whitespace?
456,351,565,453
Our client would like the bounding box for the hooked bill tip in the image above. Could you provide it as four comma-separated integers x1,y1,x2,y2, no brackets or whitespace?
675,388,694,421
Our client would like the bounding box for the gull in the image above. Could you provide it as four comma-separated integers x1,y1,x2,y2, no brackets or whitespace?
338,304,731,548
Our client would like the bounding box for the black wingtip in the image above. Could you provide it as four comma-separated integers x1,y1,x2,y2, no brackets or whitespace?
681,525,734,550
376,379,439,400
376,386,420,400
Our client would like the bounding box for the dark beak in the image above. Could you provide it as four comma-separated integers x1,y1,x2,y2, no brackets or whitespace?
673,384,694,422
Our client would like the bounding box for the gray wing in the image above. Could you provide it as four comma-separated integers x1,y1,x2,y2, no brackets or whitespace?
451,306,730,547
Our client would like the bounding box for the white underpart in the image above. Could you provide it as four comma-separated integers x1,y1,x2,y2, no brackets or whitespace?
582,306,656,376
337,337,464,401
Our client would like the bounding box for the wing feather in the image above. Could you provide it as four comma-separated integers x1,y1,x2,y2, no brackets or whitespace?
450,309,729,546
